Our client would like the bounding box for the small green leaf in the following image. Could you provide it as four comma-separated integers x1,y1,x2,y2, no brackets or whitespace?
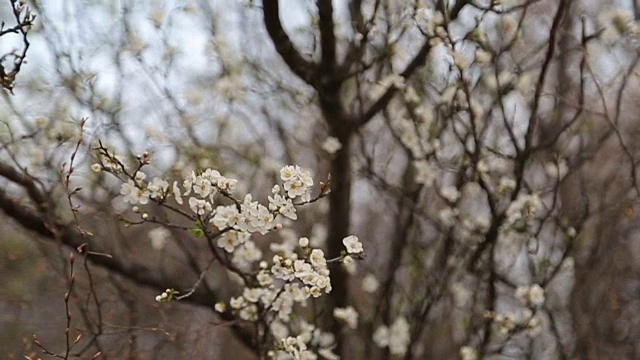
188,228,204,237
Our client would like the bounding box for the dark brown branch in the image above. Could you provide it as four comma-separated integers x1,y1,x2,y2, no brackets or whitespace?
0,161,47,206
325,134,352,354
262,0,317,85
1,0,34,93
448,0,471,20
317,0,336,76
524,0,570,151
0,188,256,354
338,0,381,79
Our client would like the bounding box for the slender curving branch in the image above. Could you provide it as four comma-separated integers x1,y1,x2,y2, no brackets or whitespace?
358,39,433,127
262,0,317,85
0,172,257,354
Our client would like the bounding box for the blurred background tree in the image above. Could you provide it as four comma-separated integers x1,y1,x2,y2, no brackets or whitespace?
2,0,640,359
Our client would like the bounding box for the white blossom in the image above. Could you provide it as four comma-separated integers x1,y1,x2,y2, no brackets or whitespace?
236,194,275,234
495,312,516,334
439,207,458,228
102,153,126,173
211,205,241,230
148,227,170,250
441,185,461,203
474,48,492,67
342,235,363,254
342,255,357,274
362,274,379,293
279,336,316,360
193,175,213,198
497,176,517,194
270,320,289,340
506,193,542,226
545,160,568,180
373,316,410,356
373,325,390,348
172,181,183,204
233,241,263,269
599,8,639,40
35,117,49,129
298,237,309,248
460,346,478,360
321,136,342,154
309,249,326,269
229,296,245,309
120,179,149,205
147,177,169,199
189,197,212,215
280,165,313,201
257,270,273,287
414,160,435,186
476,159,489,173
388,317,410,355
333,306,359,329
517,284,545,307
239,304,258,321
214,302,226,313
217,231,245,253
269,193,297,220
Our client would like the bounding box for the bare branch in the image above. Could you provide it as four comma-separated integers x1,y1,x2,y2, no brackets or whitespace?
262,0,317,85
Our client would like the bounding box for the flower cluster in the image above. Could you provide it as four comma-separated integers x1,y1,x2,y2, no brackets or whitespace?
460,346,478,360
269,320,338,360
269,186,298,220
271,249,332,298
505,193,543,229
95,150,126,173
214,233,364,358
155,288,179,303
222,240,332,319
333,306,358,329
275,336,317,360
599,8,640,41
119,172,152,205
183,168,238,203
209,166,314,234
114,162,320,239
280,165,314,201
216,230,262,270
117,167,240,211
98,148,365,358
489,309,541,335
515,284,545,307
493,312,516,334
212,194,275,235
